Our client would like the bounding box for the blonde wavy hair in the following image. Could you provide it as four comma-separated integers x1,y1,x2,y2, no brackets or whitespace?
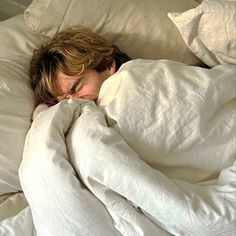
30,26,130,105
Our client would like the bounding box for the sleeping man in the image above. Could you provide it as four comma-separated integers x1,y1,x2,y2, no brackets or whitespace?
25,25,236,236
30,25,131,107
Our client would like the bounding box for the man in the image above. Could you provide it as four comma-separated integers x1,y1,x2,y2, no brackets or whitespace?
30,25,130,106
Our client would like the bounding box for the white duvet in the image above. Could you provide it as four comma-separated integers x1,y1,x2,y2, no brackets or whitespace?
11,60,236,235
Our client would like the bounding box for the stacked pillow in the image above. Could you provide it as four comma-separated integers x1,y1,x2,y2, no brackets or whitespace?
24,0,202,65
168,0,236,66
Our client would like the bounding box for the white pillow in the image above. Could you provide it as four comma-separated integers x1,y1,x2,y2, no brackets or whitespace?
24,0,71,38
0,14,48,60
168,0,236,67
0,15,44,194
24,0,203,65
0,57,35,194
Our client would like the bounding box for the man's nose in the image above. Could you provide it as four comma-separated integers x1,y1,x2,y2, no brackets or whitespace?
66,94,74,99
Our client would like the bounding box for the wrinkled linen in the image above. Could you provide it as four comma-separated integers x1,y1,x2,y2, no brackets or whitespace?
0,192,28,222
0,207,36,236
19,60,236,236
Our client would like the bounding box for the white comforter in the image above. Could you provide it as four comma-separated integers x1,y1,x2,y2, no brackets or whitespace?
8,60,236,235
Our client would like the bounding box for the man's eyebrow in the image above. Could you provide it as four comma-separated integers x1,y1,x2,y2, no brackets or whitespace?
55,80,78,97
55,74,84,97
70,75,84,92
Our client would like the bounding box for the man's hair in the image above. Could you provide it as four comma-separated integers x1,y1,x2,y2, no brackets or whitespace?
30,26,130,105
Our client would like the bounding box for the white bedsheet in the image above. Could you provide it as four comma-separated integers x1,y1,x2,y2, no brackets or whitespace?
17,60,236,235
0,207,36,236
0,192,28,222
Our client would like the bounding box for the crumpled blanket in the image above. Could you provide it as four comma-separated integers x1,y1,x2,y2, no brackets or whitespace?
19,59,236,236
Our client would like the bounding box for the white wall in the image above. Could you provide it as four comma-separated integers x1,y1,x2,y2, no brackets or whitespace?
0,0,32,21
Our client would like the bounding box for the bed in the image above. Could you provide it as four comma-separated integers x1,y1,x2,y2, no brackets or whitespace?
0,0,235,235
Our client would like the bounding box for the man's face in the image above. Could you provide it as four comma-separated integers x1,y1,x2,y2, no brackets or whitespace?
55,67,114,103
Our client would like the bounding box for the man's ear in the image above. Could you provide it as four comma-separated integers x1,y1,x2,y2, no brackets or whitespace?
109,60,116,75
